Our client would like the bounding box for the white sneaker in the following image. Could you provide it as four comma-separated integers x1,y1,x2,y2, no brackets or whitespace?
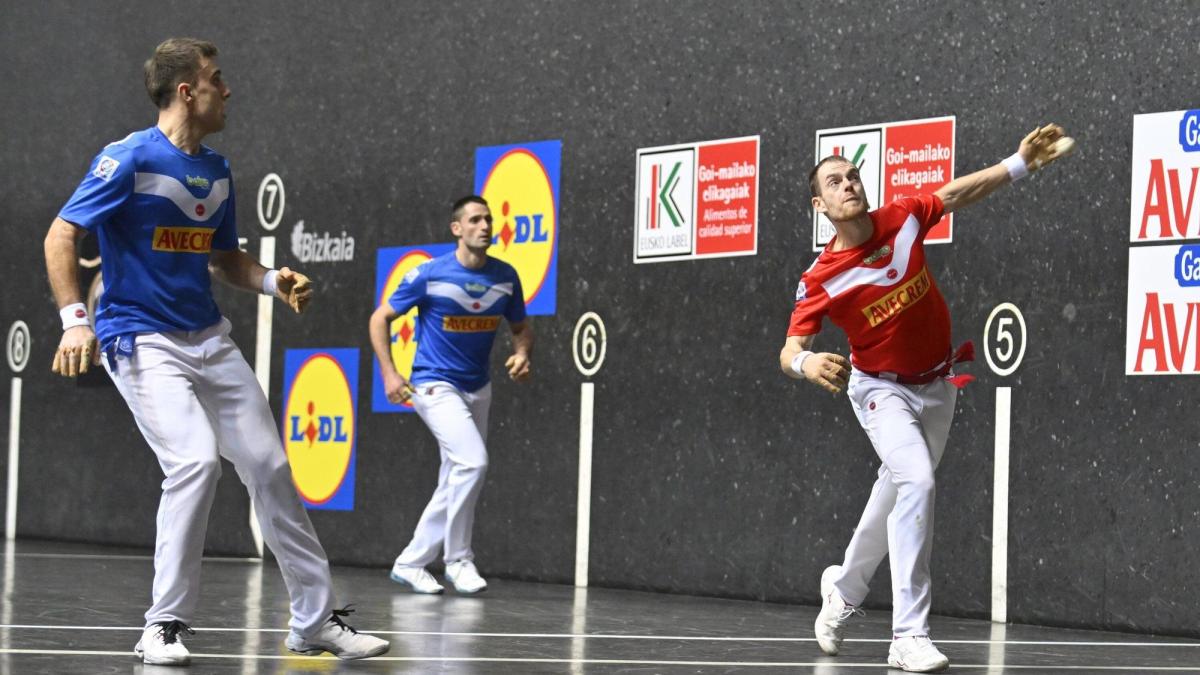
888,636,950,672
444,559,488,594
285,607,390,660
813,565,863,655
133,621,192,666
390,563,445,594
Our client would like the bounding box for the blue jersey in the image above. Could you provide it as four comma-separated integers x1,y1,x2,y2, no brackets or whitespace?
388,252,527,392
58,126,239,347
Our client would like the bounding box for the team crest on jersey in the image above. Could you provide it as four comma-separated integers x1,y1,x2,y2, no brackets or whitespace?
863,244,892,265
795,281,807,301
93,156,120,182
185,175,211,190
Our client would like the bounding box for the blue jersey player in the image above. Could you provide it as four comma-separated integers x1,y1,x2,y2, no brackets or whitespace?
42,38,388,666
369,195,534,595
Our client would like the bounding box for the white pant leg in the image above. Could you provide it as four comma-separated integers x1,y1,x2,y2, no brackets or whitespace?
836,371,956,637
395,449,454,567
190,321,335,636
835,465,897,606
104,331,223,628
398,382,490,566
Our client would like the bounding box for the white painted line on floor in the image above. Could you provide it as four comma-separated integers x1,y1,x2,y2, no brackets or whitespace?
0,649,1195,670
5,377,21,540
992,386,1011,624
574,381,594,588
0,625,1197,647
11,552,260,563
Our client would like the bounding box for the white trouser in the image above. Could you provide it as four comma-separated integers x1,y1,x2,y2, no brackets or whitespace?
834,368,957,637
396,381,491,567
104,318,334,636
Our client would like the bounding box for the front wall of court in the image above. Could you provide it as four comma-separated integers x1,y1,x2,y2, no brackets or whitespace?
1,1,1197,637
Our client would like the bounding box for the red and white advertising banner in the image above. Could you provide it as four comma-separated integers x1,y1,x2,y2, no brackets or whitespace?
813,116,955,251
1126,109,1200,375
635,136,759,263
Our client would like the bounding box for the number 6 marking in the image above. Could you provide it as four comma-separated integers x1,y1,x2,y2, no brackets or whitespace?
573,312,607,377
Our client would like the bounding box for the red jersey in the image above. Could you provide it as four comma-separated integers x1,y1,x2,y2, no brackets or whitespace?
788,194,952,376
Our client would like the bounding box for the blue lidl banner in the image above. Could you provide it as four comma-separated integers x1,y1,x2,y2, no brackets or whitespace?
372,243,455,413
474,139,561,315
282,348,358,511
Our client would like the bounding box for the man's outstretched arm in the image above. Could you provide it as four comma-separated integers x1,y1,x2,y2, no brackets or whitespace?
935,123,1073,214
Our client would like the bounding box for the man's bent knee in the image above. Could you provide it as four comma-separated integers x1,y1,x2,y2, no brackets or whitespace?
167,457,222,489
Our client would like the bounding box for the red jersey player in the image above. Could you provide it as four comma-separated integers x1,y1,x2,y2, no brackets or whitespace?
779,124,1073,672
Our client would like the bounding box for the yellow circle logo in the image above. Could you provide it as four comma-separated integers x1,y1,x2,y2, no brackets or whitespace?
480,149,556,304
284,354,355,504
379,250,434,409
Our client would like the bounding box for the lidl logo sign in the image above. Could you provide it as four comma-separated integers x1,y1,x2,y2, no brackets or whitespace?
282,349,358,510
475,140,561,315
373,244,455,413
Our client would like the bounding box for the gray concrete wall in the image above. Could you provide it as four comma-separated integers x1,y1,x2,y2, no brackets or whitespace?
1,0,1196,636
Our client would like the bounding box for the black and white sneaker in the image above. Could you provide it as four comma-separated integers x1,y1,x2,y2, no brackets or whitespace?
285,606,390,660
133,620,193,666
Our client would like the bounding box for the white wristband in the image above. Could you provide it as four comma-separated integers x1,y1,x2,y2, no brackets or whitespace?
261,269,279,296
790,351,814,377
1003,153,1029,181
60,302,90,330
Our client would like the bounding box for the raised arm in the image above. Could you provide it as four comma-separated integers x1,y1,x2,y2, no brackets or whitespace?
935,123,1073,214
779,334,849,395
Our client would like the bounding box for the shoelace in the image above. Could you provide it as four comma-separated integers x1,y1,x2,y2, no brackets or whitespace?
329,605,359,634
836,605,866,624
155,620,194,645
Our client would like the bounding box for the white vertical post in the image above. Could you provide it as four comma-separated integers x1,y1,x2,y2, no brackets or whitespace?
574,382,594,587
569,586,587,674
254,237,276,396
986,621,1007,674
991,386,1012,624
248,237,275,557
5,378,21,541
239,562,263,675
